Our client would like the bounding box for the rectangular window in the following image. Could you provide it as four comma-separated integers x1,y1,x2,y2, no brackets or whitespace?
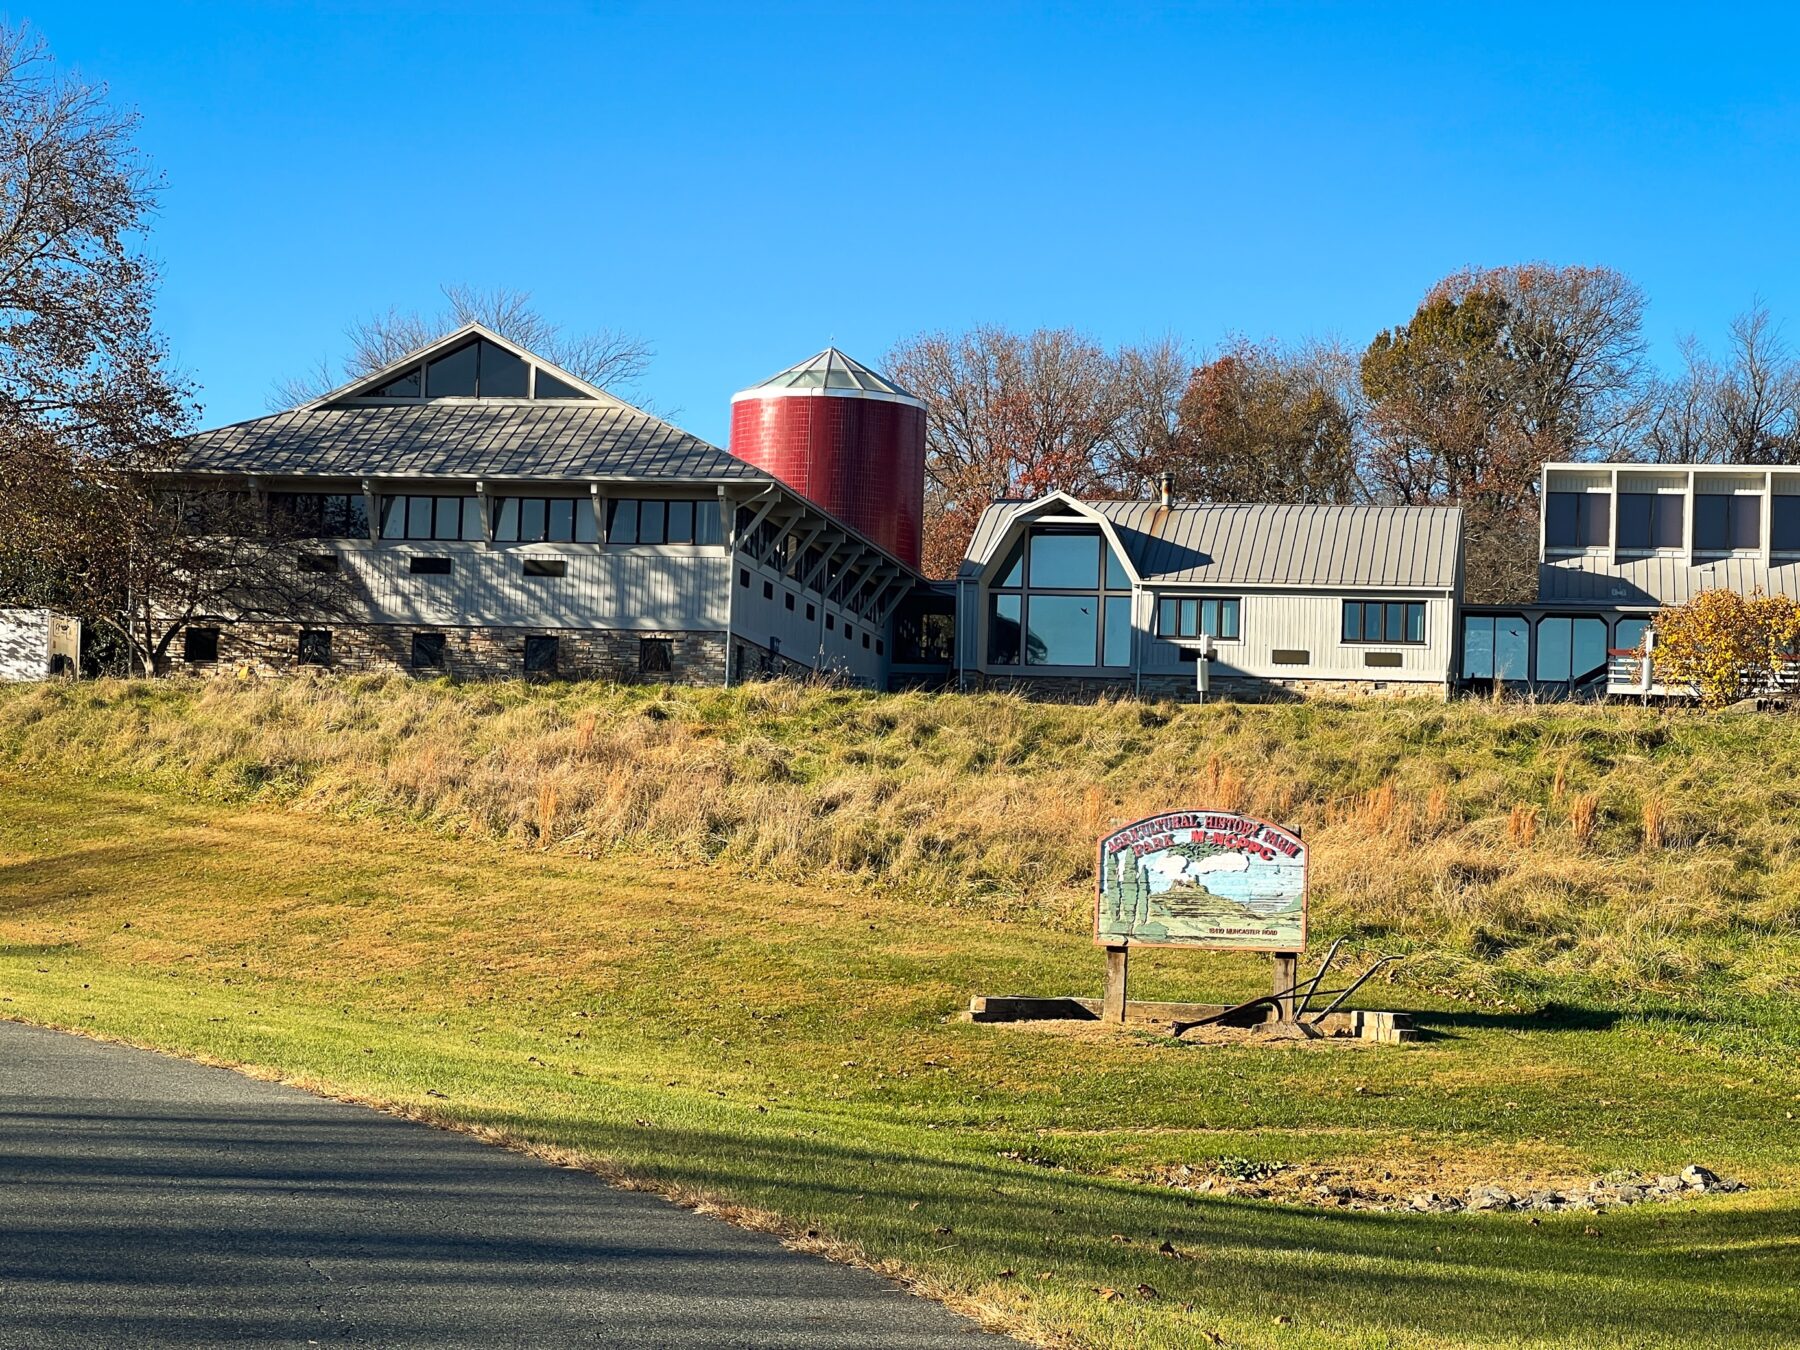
826,614,835,632
298,553,338,573
1774,496,1800,552
492,497,592,543
1461,614,1530,680
784,592,795,611
409,556,452,575
270,493,368,539
638,637,673,674
1695,494,1760,551
762,579,774,599
1544,491,1609,548
411,633,446,670
1343,601,1426,645
1364,651,1403,668
1158,596,1240,639
988,593,1021,665
183,627,219,664
381,495,478,541
1027,530,1101,588
639,500,667,545
523,558,568,578
1271,649,1309,665
862,632,871,649
1102,595,1132,667
806,603,817,621
1616,493,1685,550
1025,594,1098,666
606,499,716,545
523,635,559,677
297,630,331,667
739,568,750,587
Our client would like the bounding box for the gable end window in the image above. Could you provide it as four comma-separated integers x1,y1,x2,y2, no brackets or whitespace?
988,526,1132,668
1342,601,1425,645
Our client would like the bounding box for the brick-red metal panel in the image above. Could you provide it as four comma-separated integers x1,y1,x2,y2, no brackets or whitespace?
728,395,925,569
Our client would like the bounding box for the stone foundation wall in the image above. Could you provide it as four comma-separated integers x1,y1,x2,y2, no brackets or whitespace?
958,671,1449,703
189,622,727,685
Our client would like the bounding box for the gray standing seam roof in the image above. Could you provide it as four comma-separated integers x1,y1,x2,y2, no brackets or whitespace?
174,403,771,482
962,499,1462,590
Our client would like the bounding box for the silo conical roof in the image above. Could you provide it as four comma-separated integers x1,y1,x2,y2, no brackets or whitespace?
732,348,924,406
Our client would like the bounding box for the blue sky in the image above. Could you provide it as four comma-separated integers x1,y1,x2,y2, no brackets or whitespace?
36,2,1800,445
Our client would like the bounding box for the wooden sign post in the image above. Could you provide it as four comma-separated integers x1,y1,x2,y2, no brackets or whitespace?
1095,811,1308,1025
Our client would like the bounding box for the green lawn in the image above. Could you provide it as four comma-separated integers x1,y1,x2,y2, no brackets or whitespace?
2,773,1796,1348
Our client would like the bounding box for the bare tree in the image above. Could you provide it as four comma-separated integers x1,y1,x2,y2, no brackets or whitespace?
0,23,196,639
1713,303,1799,463
272,283,654,408
1635,304,1800,465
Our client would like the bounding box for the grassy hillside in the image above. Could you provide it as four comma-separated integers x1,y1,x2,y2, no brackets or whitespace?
4,679,1800,1346
2,676,1798,1000
3,774,1796,1350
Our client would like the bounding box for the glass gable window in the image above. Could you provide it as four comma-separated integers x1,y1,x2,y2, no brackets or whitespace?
988,527,1132,668
1342,600,1425,645
493,497,598,543
607,499,719,545
366,368,421,398
380,495,482,541
269,492,368,539
1544,492,1611,548
533,369,591,400
1028,531,1100,588
1694,494,1761,551
1158,596,1240,640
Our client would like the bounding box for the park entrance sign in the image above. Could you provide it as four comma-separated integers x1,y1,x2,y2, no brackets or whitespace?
1096,811,1307,951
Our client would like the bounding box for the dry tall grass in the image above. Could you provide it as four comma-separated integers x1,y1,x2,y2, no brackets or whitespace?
3,675,1796,992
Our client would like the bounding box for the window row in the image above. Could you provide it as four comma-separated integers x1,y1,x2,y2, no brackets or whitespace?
1460,613,1653,684
1546,490,1800,552
268,493,721,544
1158,597,1240,641
1342,600,1425,645
181,627,678,677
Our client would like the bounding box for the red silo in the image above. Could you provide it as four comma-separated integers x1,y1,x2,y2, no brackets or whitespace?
728,348,927,569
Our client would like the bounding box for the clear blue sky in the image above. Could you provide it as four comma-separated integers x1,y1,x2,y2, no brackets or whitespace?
36,2,1800,445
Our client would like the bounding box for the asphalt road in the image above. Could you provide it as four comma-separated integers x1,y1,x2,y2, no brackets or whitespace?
0,1021,1011,1348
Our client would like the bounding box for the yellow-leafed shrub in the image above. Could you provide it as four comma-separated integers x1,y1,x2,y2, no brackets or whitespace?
1652,588,1800,709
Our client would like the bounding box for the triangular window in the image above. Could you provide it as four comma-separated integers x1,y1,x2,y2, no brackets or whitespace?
366,366,422,398
533,369,592,400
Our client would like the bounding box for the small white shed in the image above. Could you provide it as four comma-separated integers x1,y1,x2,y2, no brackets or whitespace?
0,608,81,681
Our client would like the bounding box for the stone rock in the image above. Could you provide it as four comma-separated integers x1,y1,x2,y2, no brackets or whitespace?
1681,1164,1720,1190
1466,1185,1516,1212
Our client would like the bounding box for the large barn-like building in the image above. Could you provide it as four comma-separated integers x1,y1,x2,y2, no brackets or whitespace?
167,326,922,686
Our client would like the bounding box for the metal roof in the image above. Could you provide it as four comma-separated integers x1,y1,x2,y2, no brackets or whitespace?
731,348,923,406
1540,556,1800,605
174,402,770,482
962,497,1463,590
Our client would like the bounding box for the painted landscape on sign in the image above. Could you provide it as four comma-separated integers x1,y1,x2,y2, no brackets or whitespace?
1096,810,1307,950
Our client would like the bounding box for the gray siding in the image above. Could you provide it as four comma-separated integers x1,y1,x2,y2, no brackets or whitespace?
728,552,887,684
1140,591,1455,683
325,543,730,629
